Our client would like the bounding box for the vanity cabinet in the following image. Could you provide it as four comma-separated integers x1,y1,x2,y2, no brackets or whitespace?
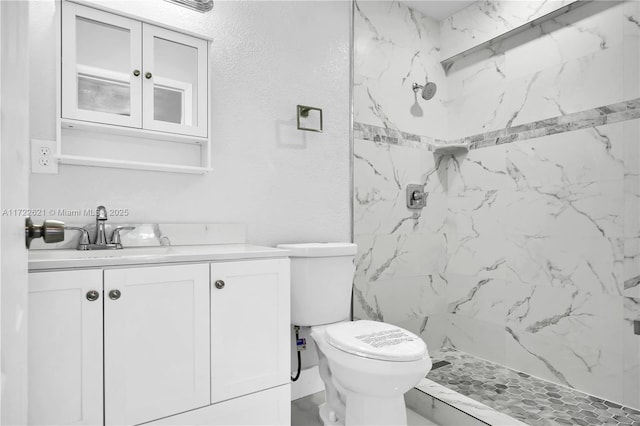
28,258,290,426
104,264,210,426
62,1,209,137
210,260,290,403
28,269,103,426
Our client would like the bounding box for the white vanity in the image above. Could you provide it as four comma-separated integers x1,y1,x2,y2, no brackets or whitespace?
28,245,291,426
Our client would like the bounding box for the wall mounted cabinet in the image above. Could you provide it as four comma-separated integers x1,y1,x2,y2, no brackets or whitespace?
58,1,211,173
28,259,290,426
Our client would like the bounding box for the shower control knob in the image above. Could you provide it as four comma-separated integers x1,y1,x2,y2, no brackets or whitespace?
109,289,121,300
214,280,225,289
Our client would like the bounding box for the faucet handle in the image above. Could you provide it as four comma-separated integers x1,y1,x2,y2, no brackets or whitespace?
64,226,91,251
111,226,136,248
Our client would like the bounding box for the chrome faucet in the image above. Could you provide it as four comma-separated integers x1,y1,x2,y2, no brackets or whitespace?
95,205,109,246
64,205,135,250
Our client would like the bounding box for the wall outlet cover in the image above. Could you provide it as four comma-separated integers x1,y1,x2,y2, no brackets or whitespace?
31,139,58,174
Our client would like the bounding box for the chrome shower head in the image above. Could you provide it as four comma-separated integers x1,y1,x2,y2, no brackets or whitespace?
412,80,438,101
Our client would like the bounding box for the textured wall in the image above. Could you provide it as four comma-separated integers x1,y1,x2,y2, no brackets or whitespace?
28,0,351,247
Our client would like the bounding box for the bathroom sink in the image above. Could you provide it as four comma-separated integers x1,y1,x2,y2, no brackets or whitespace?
28,244,290,270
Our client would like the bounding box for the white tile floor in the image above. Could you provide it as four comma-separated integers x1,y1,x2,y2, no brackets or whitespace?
291,391,439,426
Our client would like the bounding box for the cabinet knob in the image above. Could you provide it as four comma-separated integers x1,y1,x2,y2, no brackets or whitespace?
133,69,141,77
214,280,225,289
145,72,152,79
109,289,121,300
86,290,100,301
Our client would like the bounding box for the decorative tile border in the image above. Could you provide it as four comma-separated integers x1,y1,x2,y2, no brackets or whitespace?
427,348,640,426
354,98,640,153
461,98,640,150
353,121,444,150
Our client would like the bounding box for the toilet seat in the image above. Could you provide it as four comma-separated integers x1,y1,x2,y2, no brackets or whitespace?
323,320,427,362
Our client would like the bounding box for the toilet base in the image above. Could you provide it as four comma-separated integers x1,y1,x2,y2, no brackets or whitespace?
343,392,407,426
318,402,343,426
318,395,407,426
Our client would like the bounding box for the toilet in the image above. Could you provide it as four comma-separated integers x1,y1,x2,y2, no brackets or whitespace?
277,242,432,426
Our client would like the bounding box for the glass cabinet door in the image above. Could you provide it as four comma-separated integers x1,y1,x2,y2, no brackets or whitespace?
61,3,142,128
142,25,208,138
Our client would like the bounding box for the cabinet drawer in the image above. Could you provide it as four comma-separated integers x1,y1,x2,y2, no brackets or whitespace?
146,385,291,426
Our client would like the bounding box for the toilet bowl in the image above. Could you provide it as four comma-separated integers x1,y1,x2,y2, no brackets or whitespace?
310,320,432,426
277,242,432,426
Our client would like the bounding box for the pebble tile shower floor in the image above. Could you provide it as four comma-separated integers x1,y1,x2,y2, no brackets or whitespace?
427,349,640,426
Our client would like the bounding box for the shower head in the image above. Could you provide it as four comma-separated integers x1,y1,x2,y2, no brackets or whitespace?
412,80,438,101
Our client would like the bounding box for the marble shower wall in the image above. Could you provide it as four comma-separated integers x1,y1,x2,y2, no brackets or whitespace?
446,1,638,139
444,0,640,409
353,0,640,411
440,0,576,59
353,1,448,139
352,137,449,350
352,1,450,351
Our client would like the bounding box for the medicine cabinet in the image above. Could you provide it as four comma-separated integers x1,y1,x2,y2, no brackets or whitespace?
58,1,211,174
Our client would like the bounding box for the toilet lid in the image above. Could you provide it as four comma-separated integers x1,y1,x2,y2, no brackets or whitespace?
325,320,427,362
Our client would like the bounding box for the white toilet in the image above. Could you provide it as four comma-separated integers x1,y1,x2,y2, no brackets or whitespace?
277,242,432,426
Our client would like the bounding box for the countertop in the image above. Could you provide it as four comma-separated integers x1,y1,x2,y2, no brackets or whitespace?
28,244,290,271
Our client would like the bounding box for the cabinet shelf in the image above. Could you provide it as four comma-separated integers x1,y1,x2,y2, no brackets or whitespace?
60,119,208,145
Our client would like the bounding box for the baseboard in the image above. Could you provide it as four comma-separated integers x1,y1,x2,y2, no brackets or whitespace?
291,366,324,400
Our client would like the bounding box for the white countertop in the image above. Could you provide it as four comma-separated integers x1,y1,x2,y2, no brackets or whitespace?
28,244,290,271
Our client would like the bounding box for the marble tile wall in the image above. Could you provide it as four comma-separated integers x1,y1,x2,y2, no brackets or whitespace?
440,0,577,60
446,1,638,139
443,0,640,409
352,137,449,351
352,0,452,351
353,0,640,411
353,1,448,139
446,119,639,407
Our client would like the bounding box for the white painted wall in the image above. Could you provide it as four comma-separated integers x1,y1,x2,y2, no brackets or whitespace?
28,0,352,247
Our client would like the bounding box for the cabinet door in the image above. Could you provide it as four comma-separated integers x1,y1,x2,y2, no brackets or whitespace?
61,2,142,127
210,259,290,403
28,270,103,426
104,264,210,426
142,24,208,137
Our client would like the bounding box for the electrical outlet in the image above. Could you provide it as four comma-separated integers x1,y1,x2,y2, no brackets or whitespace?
31,139,58,174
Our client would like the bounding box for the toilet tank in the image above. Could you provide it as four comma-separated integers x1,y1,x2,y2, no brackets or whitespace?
277,243,357,326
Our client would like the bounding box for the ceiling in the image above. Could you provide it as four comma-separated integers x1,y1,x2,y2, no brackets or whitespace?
402,0,475,21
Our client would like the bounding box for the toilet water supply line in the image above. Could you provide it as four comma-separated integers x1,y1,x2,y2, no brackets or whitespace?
291,325,304,382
